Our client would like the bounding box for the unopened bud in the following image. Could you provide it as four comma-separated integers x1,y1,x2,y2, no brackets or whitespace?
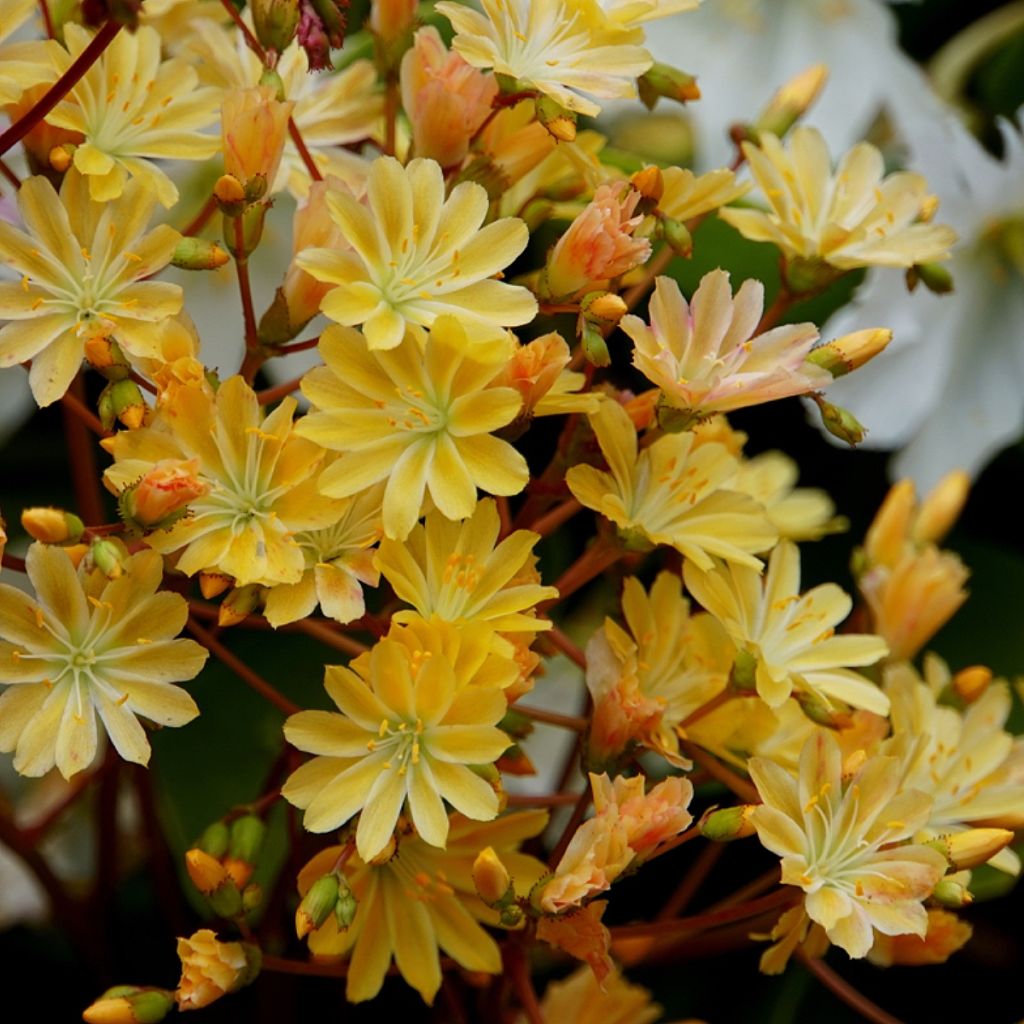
120,458,208,532
700,804,757,841
952,665,992,704
581,291,627,326
218,584,262,626
637,62,700,109
793,689,854,729
197,822,231,860
171,237,230,271
296,874,340,938
754,65,828,138
660,216,692,259
83,987,175,1024
806,329,892,378
242,883,263,913
84,336,132,379
630,165,664,203
185,848,228,896
933,875,973,908
932,828,1014,871
21,507,84,545
251,0,301,55
730,649,758,692
334,880,358,929
906,261,953,295
229,815,266,867
200,572,232,600
473,847,513,906
90,538,129,580
812,395,866,446
104,378,147,430
535,94,576,142
222,202,269,260
580,320,610,367
49,144,74,172
213,174,247,216
656,396,700,434
913,469,969,545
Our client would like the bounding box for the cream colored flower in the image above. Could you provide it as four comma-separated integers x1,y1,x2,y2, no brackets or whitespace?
175,929,259,1010
750,731,947,959
657,165,750,223
566,400,777,569
437,0,652,117
0,0,62,106
623,272,828,423
295,157,536,350
536,965,662,1024
0,545,206,779
684,540,890,714
720,127,957,272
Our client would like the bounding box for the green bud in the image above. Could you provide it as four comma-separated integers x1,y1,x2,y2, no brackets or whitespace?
90,538,130,581
334,882,358,929
933,876,973,908
242,883,264,913
171,237,231,271
637,62,701,110
296,874,339,937
83,987,176,1024
208,878,244,918
813,396,867,447
222,202,269,261
535,94,577,142
252,0,301,56
197,821,231,860
218,585,263,627
97,383,116,432
730,649,758,692
656,395,699,433
700,805,757,842
782,257,842,295
906,261,954,295
107,378,147,430
499,903,524,926
580,320,610,367
793,689,853,729
229,815,266,865
659,216,692,259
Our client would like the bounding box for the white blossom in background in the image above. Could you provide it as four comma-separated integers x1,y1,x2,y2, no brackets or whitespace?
822,116,1024,488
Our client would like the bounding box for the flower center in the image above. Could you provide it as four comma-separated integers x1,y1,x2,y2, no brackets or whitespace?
372,718,424,776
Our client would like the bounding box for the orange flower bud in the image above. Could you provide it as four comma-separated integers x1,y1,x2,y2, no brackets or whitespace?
175,930,260,1010
221,86,295,195
370,0,417,44
472,846,513,905
122,459,208,530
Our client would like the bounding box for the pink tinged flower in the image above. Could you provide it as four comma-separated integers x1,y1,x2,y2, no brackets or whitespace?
221,85,296,193
400,27,499,168
623,272,829,420
545,182,651,298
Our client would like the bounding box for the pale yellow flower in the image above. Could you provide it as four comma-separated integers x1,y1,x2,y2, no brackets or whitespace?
0,170,181,407
750,731,947,959
0,0,62,106
297,811,548,1003
103,377,346,586
437,0,652,117
295,157,536,349
283,636,511,860
0,545,206,779
566,400,777,569
46,25,220,206
658,165,750,223
622,272,828,423
720,127,957,272
683,540,890,714
297,320,529,540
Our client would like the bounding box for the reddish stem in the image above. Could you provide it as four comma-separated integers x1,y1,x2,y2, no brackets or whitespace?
543,626,586,670
269,335,320,357
181,194,218,237
0,158,21,191
0,19,121,158
63,375,106,525
512,703,587,732
798,951,907,1024
38,0,55,38
529,498,581,539
257,374,304,405
680,741,759,803
60,388,107,437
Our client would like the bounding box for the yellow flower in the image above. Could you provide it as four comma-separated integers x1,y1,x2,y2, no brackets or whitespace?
297,320,529,540
731,450,845,542
375,499,557,642
295,157,536,349
262,482,384,628
103,377,346,586
220,85,295,193
622,272,828,423
720,127,957,272
598,0,700,28
182,19,383,196
297,811,548,1003
282,636,511,860
566,400,777,569
0,170,182,407
0,544,206,779
0,0,62,106
867,908,972,967
537,964,662,1024
437,0,652,117
46,24,220,206
884,655,1024,874
586,572,732,766
657,165,750,223
683,540,890,714
175,929,259,1010
750,731,948,959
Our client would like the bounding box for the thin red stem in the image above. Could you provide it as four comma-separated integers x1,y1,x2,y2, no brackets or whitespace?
798,951,907,1024
512,704,587,732
60,389,107,437
529,498,581,539
680,741,759,803
63,375,106,525
268,335,320,357
38,0,55,38
181,194,218,237
543,626,586,670
0,158,21,191
0,19,121,158
548,788,591,868
257,374,304,405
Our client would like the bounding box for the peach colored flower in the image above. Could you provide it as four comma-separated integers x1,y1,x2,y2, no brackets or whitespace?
401,27,498,168
123,458,209,529
545,182,651,298
221,85,295,191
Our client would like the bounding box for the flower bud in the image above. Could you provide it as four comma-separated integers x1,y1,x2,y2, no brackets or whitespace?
754,65,828,138
103,379,147,431
242,883,263,913
700,805,757,842
171,237,230,272
185,848,229,896
295,874,340,938
535,94,577,143
175,930,261,1010
730,649,758,692
660,216,692,259
913,470,969,546
335,880,358,929
222,202,269,260
199,572,233,600
793,688,854,729
90,538,130,580
222,86,295,197
83,987,175,1024
473,846,514,906
805,328,892,378
218,585,263,627
582,291,628,327
120,459,208,532
931,828,1014,871
49,144,74,172
21,507,84,545
637,62,701,109
225,815,265,887
811,395,866,446
580,320,610,368
370,0,417,45
492,332,571,422
933,874,974,908
197,822,231,860
84,337,132,380
213,174,247,216
952,665,992,704
630,166,664,204
251,0,301,55
906,261,954,295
